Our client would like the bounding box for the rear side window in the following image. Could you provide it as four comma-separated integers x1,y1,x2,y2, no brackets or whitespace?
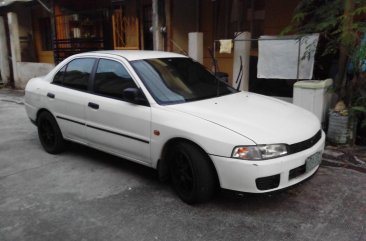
63,58,95,91
52,58,95,91
94,59,137,99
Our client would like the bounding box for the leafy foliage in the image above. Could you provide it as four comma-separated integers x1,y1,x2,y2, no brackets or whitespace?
351,93,366,128
285,0,366,143
351,37,366,73
282,0,366,57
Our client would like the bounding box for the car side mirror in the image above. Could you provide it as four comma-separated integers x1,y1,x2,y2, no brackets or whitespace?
123,88,149,106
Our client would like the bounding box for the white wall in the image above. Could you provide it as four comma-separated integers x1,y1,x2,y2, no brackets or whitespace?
0,16,10,84
15,62,54,89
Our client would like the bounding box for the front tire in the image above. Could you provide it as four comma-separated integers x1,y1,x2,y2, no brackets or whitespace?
168,142,217,204
37,111,65,154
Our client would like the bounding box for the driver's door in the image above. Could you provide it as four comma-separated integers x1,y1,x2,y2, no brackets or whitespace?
85,58,151,164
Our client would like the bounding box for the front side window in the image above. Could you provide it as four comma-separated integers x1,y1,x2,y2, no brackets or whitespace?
131,58,236,104
62,58,95,91
94,59,137,99
53,65,66,85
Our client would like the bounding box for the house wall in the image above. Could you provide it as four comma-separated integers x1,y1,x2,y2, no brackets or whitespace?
198,0,299,85
1,0,301,89
10,5,36,63
16,62,54,89
263,0,299,35
171,0,197,54
2,4,53,88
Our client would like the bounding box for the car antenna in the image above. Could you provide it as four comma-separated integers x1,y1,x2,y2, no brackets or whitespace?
235,56,243,91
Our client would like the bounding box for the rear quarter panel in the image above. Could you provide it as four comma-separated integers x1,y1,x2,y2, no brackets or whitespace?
25,77,50,121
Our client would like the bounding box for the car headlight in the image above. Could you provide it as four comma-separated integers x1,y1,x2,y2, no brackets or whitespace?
232,144,288,160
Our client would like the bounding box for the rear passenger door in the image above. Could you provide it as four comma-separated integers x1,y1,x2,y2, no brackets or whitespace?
48,58,96,144
86,58,151,164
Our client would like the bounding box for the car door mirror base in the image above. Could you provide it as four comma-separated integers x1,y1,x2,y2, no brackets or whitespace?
123,88,149,106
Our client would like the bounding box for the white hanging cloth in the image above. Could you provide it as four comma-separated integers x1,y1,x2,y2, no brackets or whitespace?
257,34,319,79
219,40,233,54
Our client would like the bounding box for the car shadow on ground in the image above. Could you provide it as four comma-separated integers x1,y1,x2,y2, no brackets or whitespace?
63,141,306,209
66,141,159,183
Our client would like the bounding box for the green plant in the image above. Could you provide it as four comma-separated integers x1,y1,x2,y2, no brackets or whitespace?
350,89,366,126
348,35,366,120
284,0,366,145
282,0,366,95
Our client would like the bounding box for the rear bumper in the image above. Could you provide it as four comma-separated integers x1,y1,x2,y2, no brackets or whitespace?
210,131,326,193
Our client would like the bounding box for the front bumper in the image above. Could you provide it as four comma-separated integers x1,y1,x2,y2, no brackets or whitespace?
210,131,326,193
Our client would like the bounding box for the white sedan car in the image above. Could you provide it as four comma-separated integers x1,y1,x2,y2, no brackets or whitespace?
25,51,325,204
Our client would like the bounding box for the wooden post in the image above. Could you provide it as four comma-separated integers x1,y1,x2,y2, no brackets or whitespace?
7,12,21,87
152,0,164,51
165,0,172,51
0,16,10,85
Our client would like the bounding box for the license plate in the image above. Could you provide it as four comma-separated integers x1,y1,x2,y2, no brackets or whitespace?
305,152,322,172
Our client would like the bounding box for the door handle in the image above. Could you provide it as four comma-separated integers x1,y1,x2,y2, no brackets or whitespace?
47,92,55,99
88,102,99,109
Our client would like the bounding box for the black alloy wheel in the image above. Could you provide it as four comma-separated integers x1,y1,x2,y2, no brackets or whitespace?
170,151,195,197
169,142,217,204
37,111,65,154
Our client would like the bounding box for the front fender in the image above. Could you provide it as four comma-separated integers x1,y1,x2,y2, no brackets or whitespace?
150,106,255,168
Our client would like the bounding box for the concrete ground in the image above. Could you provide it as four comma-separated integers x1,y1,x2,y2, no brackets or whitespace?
0,89,365,241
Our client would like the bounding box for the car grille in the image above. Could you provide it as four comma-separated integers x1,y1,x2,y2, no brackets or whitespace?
255,174,280,190
289,164,306,180
288,130,322,154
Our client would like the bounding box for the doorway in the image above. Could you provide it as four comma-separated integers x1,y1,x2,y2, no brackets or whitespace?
142,4,153,50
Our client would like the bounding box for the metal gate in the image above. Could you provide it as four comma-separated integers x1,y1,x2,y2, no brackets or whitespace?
112,7,140,50
53,10,107,63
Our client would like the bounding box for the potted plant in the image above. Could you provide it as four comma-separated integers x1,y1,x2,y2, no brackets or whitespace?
328,34,365,144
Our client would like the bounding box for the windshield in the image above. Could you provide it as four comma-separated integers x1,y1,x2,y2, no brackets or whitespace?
131,57,237,105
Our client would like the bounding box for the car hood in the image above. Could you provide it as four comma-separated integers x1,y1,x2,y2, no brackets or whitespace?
166,92,320,144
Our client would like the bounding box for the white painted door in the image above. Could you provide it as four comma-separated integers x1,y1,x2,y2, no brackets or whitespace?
47,58,96,144
85,59,151,164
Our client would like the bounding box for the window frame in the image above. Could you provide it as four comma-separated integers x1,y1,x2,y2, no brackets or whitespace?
50,56,150,106
51,57,97,93
90,57,150,106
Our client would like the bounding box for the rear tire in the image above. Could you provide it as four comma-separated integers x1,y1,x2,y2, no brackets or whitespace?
37,111,65,154
168,142,217,204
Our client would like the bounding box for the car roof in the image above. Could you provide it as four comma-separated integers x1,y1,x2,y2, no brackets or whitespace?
84,50,188,61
